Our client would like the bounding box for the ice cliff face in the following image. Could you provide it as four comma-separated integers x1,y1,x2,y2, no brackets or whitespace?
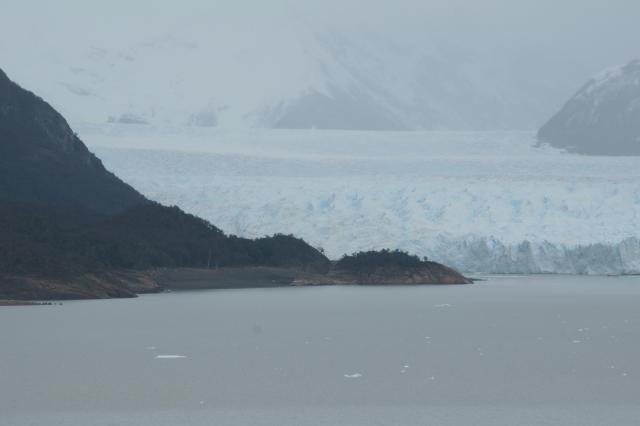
90,127,640,274
538,59,640,155
430,237,640,275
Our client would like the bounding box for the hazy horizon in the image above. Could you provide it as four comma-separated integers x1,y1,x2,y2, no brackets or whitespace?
2,0,639,131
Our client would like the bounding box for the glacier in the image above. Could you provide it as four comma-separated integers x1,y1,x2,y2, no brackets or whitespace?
87,125,640,275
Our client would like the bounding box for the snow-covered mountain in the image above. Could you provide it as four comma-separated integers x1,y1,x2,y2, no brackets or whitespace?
538,59,640,155
0,29,524,130
2,0,633,132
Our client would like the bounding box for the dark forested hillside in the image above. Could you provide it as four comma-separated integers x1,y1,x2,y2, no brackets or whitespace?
335,249,424,273
0,201,330,279
333,249,471,285
0,68,329,299
0,68,145,213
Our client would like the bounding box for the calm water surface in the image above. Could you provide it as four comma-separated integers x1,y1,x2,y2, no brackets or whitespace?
1,275,640,425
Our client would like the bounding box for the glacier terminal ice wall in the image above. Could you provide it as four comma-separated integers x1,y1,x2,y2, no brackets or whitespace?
90,127,640,274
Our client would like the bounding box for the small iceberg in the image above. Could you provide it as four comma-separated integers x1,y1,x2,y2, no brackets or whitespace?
344,373,363,379
155,355,187,359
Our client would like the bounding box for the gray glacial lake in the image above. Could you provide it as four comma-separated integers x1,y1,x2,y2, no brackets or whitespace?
1,275,640,425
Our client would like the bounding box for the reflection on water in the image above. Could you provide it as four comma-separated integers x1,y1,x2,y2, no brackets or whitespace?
1,275,640,425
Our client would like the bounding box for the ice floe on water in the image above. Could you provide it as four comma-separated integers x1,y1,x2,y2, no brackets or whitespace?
343,373,363,379
155,355,187,359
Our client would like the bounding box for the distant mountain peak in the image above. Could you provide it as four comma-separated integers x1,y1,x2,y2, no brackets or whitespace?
538,59,640,155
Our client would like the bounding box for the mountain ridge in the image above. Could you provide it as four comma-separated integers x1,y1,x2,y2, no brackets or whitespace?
538,59,640,155
0,67,145,213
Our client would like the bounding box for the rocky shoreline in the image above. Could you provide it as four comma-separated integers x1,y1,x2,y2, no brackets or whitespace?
0,270,162,301
0,263,471,303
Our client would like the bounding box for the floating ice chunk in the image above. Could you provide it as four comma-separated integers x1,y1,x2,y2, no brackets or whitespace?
572,340,582,344
434,304,451,308
344,373,363,379
146,346,157,350
155,355,187,359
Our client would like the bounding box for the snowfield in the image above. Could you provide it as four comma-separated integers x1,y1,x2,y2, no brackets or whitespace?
86,125,640,274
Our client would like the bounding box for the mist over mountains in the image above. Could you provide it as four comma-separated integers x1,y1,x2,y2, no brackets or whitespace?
2,0,639,131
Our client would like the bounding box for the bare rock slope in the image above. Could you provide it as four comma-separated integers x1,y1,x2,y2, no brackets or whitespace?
538,59,640,155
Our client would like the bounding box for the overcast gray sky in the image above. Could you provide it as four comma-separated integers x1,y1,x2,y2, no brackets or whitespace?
312,0,640,84
3,0,638,70
1,0,639,128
